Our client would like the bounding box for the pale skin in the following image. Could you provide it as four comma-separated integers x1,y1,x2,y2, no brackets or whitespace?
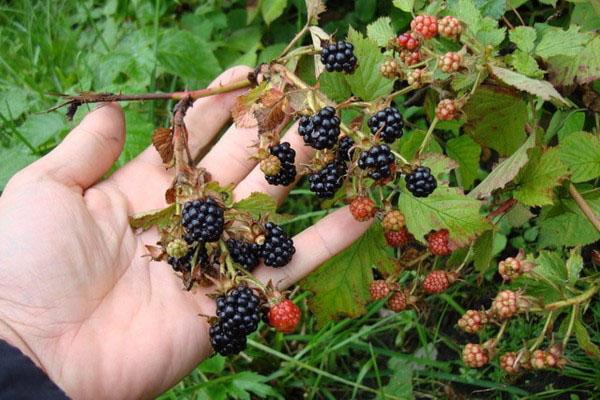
0,66,372,399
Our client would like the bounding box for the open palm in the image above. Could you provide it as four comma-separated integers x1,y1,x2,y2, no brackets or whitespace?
0,67,371,400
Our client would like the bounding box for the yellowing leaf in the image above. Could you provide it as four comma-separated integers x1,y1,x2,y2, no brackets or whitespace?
490,66,570,107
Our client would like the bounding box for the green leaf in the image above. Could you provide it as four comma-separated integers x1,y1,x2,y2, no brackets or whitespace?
545,35,600,86
566,247,583,286
574,320,600,362
158,29,220,85
197,355,225,373
344,27,394,101
233,192,278,218
463,86,528,156
366,17,395,48
513,147,568,206
509,26,537,53
475,18,506,47
473,229,494,272
474,0,507,20
20,114,68,148
0,144,38,190
469,130,535,199
447,0,482,31
504,203,534,227
319,72,352,102
535,25,589,59
261,0,287,25
510,50,544,79
559,132,600,183
398,186,491,246
446,135,481,190
381,358,413,399
420,153,458,179
490,66,569,106
392,0,415,12
0,89,28,119
301,224,389,327
396,129,443,161
129,204,176,230
534,251,568,285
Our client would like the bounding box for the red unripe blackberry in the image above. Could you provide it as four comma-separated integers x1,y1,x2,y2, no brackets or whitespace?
399,49,422,66
423,270,455,294
439,52,463,73
265,142,296,186
531,349,547,369
499,352,521,374
368,106,404,144
260,222,295,267
498,256,523,281
226,239,260,271
385,228,412,247
268,299,302,333
358,144,396,181
308,161,347,198
182,197,225,242
216,285,263,336
396,32,420,50
427,229,451,256
337,135,355,162
387,290,407,312
405,166,437,198
370,280,392,300
457,310,488,333
491,290,528,319
209,322,247,356
435,99,459,121
382,210,405,232
380,59,401,79
462,343,489,368
320,41,357,74
298,106,341,150
410,15,438,39
349,196,377,222
438,16,462,39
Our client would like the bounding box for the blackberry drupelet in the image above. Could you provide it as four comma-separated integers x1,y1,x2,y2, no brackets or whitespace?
368,107,404,143
260,222,295,267
265,142,296,186
337,135,355,161
308,161,347,198
216,285,263,335
298,107,341,150
182,198,224,242
357,144,396,180
209,323,247,356
405,166,437,197
320,41,357,73
226,239,260,271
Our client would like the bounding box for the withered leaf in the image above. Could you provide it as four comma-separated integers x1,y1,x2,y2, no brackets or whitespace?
231,81,269,128
144,245,165,261
130,204,176,231
152,127,174,166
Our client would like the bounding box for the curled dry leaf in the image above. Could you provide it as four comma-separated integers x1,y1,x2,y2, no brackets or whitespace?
152,127,174,166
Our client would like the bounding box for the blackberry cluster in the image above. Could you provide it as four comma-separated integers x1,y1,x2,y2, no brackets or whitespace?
167,244,208,273
265,142,296,186
210,286,263,356
298,107,340,150
337,135,355,161
320,41,357,73
308,161,347,198
405,166,437,197
358,144,396,180
368,107,404,143
226,239,260,271
260,222,296,267
182,198,224,242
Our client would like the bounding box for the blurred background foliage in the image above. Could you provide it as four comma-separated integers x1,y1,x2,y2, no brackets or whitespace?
1,1,599,399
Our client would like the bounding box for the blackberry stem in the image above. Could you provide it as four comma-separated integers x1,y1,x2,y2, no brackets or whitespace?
418,117,439,156
562,304,578,348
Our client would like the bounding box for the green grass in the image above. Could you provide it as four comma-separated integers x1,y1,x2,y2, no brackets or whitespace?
1,1,599,399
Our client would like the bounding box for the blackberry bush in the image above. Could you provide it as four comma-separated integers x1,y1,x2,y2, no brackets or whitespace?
357,144,396,180
182,198,225,242
367,107,404,143
298,107,341,150
265,142,296,186
308,161,347,198
405,166,437,197
260,222,296,268
320,41,357,73
226,239,260,271
216,285,263,335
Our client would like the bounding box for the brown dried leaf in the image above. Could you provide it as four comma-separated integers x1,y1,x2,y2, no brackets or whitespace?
306,0,326,23
286,89,309,112
152,127,174,165
232,81,269,128
144,245,165,261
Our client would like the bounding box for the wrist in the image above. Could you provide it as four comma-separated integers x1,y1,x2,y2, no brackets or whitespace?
0,318,44,371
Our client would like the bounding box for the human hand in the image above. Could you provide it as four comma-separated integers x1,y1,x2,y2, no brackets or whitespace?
0,66,372,400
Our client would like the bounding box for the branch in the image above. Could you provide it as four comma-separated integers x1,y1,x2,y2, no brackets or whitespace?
568,183,600,232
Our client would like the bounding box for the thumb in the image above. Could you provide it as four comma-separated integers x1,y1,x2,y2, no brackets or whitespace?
38,103,126,190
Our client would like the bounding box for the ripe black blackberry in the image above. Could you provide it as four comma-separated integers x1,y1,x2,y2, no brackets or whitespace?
167,244,208,272
308,161,347,198
368,107,404,143
337,135,355,161
320,41,357,73
265,142,296,186
182,198,224,242
209,322,247,356
405,166,437,197
226,239,260,271
216,285,263,335
298,107,340,150
260,222,295,267
357,144,396,180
